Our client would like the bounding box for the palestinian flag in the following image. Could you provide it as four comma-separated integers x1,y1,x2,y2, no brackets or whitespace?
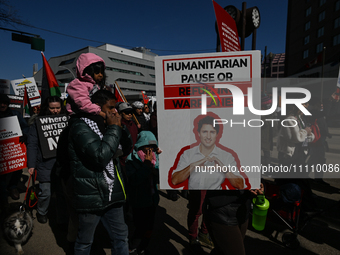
142,91,149,104
23,85,31,118
41,52,61,103
114,82,125,102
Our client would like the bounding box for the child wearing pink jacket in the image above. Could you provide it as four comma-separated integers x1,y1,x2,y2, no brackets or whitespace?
66,53,106,118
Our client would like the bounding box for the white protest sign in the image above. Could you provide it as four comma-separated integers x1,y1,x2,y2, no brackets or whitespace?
156,51,261,190
11,77,41,107
0,116,26,174
0,116,23,141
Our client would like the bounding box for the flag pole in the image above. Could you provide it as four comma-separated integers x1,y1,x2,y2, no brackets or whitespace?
321,47,326,103
115,81,128,102
114,81,139,125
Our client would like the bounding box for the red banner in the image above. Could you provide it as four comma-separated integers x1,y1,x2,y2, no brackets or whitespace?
213,0,241,52
164,83,251,98
0,137,27,175
164,96,248,110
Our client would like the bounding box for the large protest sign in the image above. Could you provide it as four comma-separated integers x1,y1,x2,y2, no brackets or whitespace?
155,51,261,190
35,114,68,159
11,77,41,107
0,116,27,175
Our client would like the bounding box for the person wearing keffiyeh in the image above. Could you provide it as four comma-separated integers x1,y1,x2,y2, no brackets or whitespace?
68,90,131,255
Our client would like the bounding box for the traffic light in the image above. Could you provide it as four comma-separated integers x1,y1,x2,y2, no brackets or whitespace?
225,5,261,38
12,33,45,51
31,37,45,51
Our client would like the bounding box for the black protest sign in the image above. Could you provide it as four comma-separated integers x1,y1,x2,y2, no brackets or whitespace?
35,114,68,159
7,95,23,113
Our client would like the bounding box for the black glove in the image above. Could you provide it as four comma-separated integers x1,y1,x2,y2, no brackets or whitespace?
19,135,27,144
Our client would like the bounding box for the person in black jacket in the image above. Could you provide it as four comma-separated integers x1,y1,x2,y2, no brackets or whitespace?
27,96,65,224
0,94,29,205
204,185,264,255
68,90,131,255
132,101,149,133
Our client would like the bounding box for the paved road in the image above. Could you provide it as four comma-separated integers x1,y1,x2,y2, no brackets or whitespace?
1,128,339,255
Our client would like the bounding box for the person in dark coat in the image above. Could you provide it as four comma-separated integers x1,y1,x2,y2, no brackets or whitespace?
204,185,264,255
27,96,66,224
125,131,161,255
68,90,131,255
0,94,29,204
116,102,138,168
132,101,149,133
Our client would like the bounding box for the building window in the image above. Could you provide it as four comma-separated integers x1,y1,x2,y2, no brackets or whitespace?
305,21,311,31
335,17,340,28
336,0,340,11
317,27,324,37
320,0,326,6
105,66,144,76
304,35,310,44
55,70,71,75
59,58,75,66
319,11,325,22
109,58,155,70
333,34,340,45
116,78,155,86
316,43,324,53
303,50,309,59
306,7,312,17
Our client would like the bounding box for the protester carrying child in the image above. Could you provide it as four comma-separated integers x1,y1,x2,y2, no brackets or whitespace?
27,96,66,224
68,90,131,255
125,131,161,255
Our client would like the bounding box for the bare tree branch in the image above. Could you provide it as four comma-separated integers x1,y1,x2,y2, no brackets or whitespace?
0,0,29,27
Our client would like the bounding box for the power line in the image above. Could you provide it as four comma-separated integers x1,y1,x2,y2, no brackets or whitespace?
15,23,215,53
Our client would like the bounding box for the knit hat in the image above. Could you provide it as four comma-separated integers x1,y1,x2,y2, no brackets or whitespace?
132,101,144,109
116,102,132,113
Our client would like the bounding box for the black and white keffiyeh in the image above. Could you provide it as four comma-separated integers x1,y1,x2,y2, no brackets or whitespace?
81,117,115,201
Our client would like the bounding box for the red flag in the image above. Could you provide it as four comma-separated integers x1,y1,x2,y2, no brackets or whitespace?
41,52,61,103
213,0,241,52
114,82,125,102
142,91,149,104
305,53,323,68
23,85,31,118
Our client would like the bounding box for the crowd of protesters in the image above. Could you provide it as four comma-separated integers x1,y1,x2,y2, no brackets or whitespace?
1,52,339,255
